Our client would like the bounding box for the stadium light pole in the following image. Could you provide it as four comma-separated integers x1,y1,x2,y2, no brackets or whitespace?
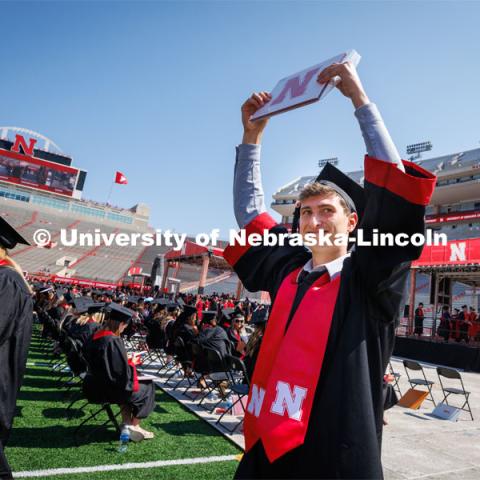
406,141,432,162
318,157,339,169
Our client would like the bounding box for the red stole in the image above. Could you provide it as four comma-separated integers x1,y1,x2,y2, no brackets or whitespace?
245,267,341,462
92,329,139,392
0,259,11,267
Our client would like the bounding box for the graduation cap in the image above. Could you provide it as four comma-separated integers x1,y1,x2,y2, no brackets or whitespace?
291,162,365,233
152,298,168,306
0,216,30,249
177,298,186,308
251,308,269,325
221,308,235,322
183,305,197,317
127,295,140,304
72,297,90,314
167,302,180,313
105,303,134,324
87,302,105,315
56,289,66,300
202,311,217,323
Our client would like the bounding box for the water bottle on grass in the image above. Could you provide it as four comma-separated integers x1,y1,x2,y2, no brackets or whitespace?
118,425,130,453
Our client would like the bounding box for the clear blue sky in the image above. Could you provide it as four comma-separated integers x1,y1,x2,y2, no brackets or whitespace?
3,0,480,237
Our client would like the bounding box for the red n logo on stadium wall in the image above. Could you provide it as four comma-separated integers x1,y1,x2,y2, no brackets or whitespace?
11,134,37,156
270,67,321,106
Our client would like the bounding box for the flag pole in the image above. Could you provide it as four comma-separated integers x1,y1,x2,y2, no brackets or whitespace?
106,180,114,205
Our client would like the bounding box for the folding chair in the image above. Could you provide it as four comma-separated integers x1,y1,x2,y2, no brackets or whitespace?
216,354,250,433
388,361,402,397
403,359,436,405
198,348,230,413
436,367,474,420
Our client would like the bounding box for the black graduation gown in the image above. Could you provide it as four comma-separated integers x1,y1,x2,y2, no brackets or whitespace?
414,307,424,335
83,333,155,419
224,157,435,479
0,267,33,478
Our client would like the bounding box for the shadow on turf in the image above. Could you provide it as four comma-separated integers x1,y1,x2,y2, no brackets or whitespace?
43,407,85,419
153,419,220,437
18,389,64,402
22,376,61,390
8,425,116,448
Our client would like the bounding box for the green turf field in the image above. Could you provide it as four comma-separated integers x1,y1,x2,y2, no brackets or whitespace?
6,333,241,479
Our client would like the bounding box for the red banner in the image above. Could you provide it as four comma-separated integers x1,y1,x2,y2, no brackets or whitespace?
426,210,480,224
413,237,480,266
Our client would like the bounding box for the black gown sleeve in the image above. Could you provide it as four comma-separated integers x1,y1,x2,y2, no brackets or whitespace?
223,212,310,297
0,275,16,346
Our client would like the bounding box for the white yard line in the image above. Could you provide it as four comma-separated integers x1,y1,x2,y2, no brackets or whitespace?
14,454,239,478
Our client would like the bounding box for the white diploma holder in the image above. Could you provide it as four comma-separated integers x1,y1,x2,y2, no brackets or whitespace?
251,50,361,121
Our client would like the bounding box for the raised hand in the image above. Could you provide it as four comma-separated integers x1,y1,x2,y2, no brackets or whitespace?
317,62,369,109
241,91,272,144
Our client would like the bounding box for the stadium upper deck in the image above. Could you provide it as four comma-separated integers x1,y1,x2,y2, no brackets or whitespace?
271,147,480,240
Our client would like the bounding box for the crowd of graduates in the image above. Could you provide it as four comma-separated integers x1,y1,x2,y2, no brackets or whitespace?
32,281,269,441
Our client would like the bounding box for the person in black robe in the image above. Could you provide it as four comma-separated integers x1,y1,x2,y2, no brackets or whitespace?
227,313,248,358
414,302,425,336
175,306,198,363
196,311,232,365
224,62,436,479
438,305,452,343
458,305,470,343
83,303,156,441
0,217,33,480
244,308,268,380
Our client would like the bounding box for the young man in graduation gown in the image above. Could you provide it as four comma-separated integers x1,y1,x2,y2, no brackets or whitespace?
0,217,33,480
223,62,436,479
83,302,156,441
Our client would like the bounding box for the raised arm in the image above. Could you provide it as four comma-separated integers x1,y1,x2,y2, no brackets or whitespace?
233,93,270,228
317,62,405,172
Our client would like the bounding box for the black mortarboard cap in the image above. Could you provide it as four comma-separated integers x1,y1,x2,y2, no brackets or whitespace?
127,295,140,304
183,305,197,316
72,297,89,314
221,308,234,321
105,303,134,324
0,216,30,249
167,302,179,312
251,308,268,325
152,298,168,306
87,302,105,314
291,162,365,233
202,311,217,323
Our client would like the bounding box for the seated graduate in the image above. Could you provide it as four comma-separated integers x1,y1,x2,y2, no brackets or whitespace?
145,302,168,349
196,311,232,359
83,302,156,441
227,312,248,358
68,300,104,349
243,307,268,380
174,305,199,363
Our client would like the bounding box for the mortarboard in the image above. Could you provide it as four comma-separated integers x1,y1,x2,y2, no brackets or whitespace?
72,297,90,314
202,311,217,323
183,305,197,316
251,308,269,325
0,216,30,249
105,303,134,324
127,295,140,304
291,162,365,233
87,302,105,314
221,308,235,322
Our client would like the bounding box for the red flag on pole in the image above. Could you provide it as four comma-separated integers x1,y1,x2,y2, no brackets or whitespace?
114,171,128,185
